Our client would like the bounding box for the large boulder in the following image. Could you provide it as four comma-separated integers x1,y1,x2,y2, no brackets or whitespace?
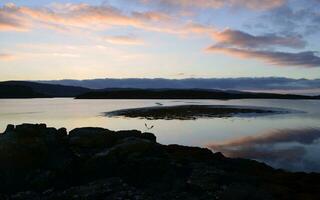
83,137,190,190
165,144,215,162
69,128,117,158
0,124,71,170
116,130,157,142
0,124,74,193
79,137,157,180
68,128,157,158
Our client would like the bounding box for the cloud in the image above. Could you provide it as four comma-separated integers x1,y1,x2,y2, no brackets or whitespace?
132,11,173,22
228,0,286,10
254,3,320,36
0,3,29,31
216,145,306,163
13,43,117,58
0,3,211,37
104,35,144,45
213,29,306,49
183,23,217,35
210,128,320,148
1,2,318,71
0,2,223,42
19,4,144,29
206,29,315,68
208,128,320,172
131,0,286,10
207,46,320,67
205,26,317,69
1,3,307,48
0,3,173,32
0,53,15,61
0,15,26,31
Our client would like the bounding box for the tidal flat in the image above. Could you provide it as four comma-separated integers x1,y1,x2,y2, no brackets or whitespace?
105,105,291,120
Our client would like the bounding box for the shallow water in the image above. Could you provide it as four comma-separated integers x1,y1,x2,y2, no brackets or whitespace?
0,98,319,172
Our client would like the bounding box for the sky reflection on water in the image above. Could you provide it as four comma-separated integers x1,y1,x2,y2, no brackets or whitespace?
208,128,320,172
0,98,320,172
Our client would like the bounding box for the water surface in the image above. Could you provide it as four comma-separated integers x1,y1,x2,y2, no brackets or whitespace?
0,98,319,172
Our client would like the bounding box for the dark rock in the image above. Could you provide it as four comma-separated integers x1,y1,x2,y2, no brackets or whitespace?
4,124,14,133
7,178,150,200
80,137,156,179
0,124,74,193
165,144,214,162
108,137,154,157
69,127,117,151
0,123,320,200
10,191,39,200
212,152,225,159
141,132,157,142
116,130,157,142
68,128,157,158
57,128,67,136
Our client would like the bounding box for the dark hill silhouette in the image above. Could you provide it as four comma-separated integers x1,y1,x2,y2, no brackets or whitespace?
1,81,319,99
76,88,320,100
0,81,91,98
39,77,320,92
0,85,47,98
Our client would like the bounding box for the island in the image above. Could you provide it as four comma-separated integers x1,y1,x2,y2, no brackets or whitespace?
0,81,91,98
0,84,48,98
0,123,319,199
105,105,289,120
76,88,320,100
1,81,319,100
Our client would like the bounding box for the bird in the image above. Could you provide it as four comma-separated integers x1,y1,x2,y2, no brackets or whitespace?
145,123,154,130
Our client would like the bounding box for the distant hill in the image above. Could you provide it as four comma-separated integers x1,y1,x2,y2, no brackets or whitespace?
39,77,320,95
76,88,320,100
1,81,319,100
0,81,91,98
0,85,48,98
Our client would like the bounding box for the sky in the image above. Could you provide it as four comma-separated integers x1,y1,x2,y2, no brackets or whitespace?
0,0,320,81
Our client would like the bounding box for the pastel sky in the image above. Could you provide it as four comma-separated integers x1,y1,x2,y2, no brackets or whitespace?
0,0,320,80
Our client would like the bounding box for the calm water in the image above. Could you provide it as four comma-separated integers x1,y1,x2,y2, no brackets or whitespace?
0,98,320,172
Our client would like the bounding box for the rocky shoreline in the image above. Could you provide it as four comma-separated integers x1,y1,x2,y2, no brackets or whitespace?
0,124,319,200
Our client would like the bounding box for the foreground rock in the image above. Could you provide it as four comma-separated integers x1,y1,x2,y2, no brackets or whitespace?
0,124,319,200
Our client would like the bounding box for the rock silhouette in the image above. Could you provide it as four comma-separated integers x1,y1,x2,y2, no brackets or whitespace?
0,123,319,199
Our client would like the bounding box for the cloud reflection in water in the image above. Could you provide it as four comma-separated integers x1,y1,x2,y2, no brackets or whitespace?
208,128,320,172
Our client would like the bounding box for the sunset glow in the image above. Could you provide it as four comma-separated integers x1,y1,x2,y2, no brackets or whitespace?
0,0,319,80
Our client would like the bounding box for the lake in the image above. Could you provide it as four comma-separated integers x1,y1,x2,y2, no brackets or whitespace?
0,98,319,172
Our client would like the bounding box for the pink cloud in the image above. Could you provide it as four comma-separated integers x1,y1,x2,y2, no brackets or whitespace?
104,35,145,45
207,46,320,67
209,128,320,149
0,53,15,61
0,3,30,31
0,3,173,32
213,29,306,49
207,128,320,171
134,0,286,10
